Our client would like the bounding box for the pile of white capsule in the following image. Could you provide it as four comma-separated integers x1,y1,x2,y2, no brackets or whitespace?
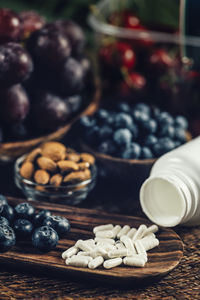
61,223,159,269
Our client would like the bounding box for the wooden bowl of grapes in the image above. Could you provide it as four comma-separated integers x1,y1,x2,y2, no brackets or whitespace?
78,103,192,189
0,9,100,162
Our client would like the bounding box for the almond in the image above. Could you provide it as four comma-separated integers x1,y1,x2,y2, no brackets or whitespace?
66,152,80,163
34,170,50,185
80,153,95,165
37,156,57,173
63,169,91,183
57,160,79,173
35,186,46,192
50,174,63,187
25,148,41,162
41,142,66,162
78,162,90,170
20,161,34,180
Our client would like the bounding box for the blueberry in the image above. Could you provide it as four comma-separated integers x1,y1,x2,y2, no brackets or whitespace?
144,135,158,148
95,109,109,123
0,195,8,207
98,125,113,140
153,137,175,157
134,103,151,115
113,128,132,146
114,113,133,129
13,219,33,239
121,142,141,159
129,124,138,139
0,216,9,226
175,116,188,130
174,128,187,143
32,226,59,252
174,140,181,148
14,203,35,220
152,107,161,118
157,112,174,126
0,224,16,252
159,125,175,139
97,140,117,155
34,210,51,227
141,147,153,159
43,215,70,236
79,116,95,129
85,126,99,145
132,110,149,124
116,102,130,113
0,205,14,222
141,119,157,134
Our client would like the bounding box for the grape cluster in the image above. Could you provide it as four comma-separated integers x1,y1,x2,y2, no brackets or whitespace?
0,195,70,252
0,8,90,142
79,102,188,159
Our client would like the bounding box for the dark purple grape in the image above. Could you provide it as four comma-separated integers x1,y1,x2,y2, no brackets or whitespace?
78,57,91,76
0,9,21,43
65,95,82,113
0,43,33,87
0,85,30,124
19,10,45,40
27,22,71,69
57,57,84,96
31,91,70,130
55,20,85,56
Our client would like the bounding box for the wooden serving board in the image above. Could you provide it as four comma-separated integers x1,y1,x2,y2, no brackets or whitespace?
0,197,183,285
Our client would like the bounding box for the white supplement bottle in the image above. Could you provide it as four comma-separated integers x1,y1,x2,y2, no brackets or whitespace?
140,136,200,227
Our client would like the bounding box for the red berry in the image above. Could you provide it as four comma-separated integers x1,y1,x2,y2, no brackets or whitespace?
128,72,146,90
124,12,140,29
19,11,45,40
0,9,21,43
115,42,136,69
99,45,113,66
133,25,154,48
149,49,173,73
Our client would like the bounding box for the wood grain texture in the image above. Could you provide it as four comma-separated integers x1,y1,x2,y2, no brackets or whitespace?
0,197,183,286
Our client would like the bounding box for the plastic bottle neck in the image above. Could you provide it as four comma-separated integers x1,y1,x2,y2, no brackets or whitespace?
140,169,199,227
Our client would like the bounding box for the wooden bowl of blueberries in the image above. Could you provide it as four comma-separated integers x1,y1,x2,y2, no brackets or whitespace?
78,101,191,187
0,9,100,162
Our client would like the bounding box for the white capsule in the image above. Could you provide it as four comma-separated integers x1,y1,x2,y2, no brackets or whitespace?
94,237,115,245
75,240,93,252
77,251,90,256
112,225,121,238
116,241,126,250
65,256,90,267
90,246,108,259
103,257,122,269
132,224,147,241
117,225,130,239
123,256,146,267
93,224,114,234
142,232,156,239
141,238,159,251
88,256,104,269
97,242,115,251
83,239,95,247
127,228,137,239
120,235,136,255
135,240,147,257
144,224,159,235
62,246,78,259
108,249,128,258
127,253,148,263
95,230,114,239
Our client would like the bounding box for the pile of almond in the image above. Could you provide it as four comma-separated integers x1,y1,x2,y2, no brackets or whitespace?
19,142,95,188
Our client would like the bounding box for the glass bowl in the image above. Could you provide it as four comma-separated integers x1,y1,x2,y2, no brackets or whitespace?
89,0,200,136
14,154,97,205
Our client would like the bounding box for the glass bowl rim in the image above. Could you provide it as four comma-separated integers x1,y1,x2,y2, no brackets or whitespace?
88,0,200,47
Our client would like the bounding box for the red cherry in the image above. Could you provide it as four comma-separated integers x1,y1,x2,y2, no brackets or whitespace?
99,45,113,66
149,49,173,73
133,25,154,48
20,11,45,40
115,42,136,69
124,12,140,29
0,9,21,43
128,72,146,90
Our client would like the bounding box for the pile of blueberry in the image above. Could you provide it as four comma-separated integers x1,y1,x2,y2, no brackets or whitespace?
0,195,70,252
79,102,189,159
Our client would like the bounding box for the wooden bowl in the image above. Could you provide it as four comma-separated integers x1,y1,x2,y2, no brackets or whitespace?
80,131,192,188
0,80,101,162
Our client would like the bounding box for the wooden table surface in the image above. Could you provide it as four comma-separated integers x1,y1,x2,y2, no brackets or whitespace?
0,162,200,299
